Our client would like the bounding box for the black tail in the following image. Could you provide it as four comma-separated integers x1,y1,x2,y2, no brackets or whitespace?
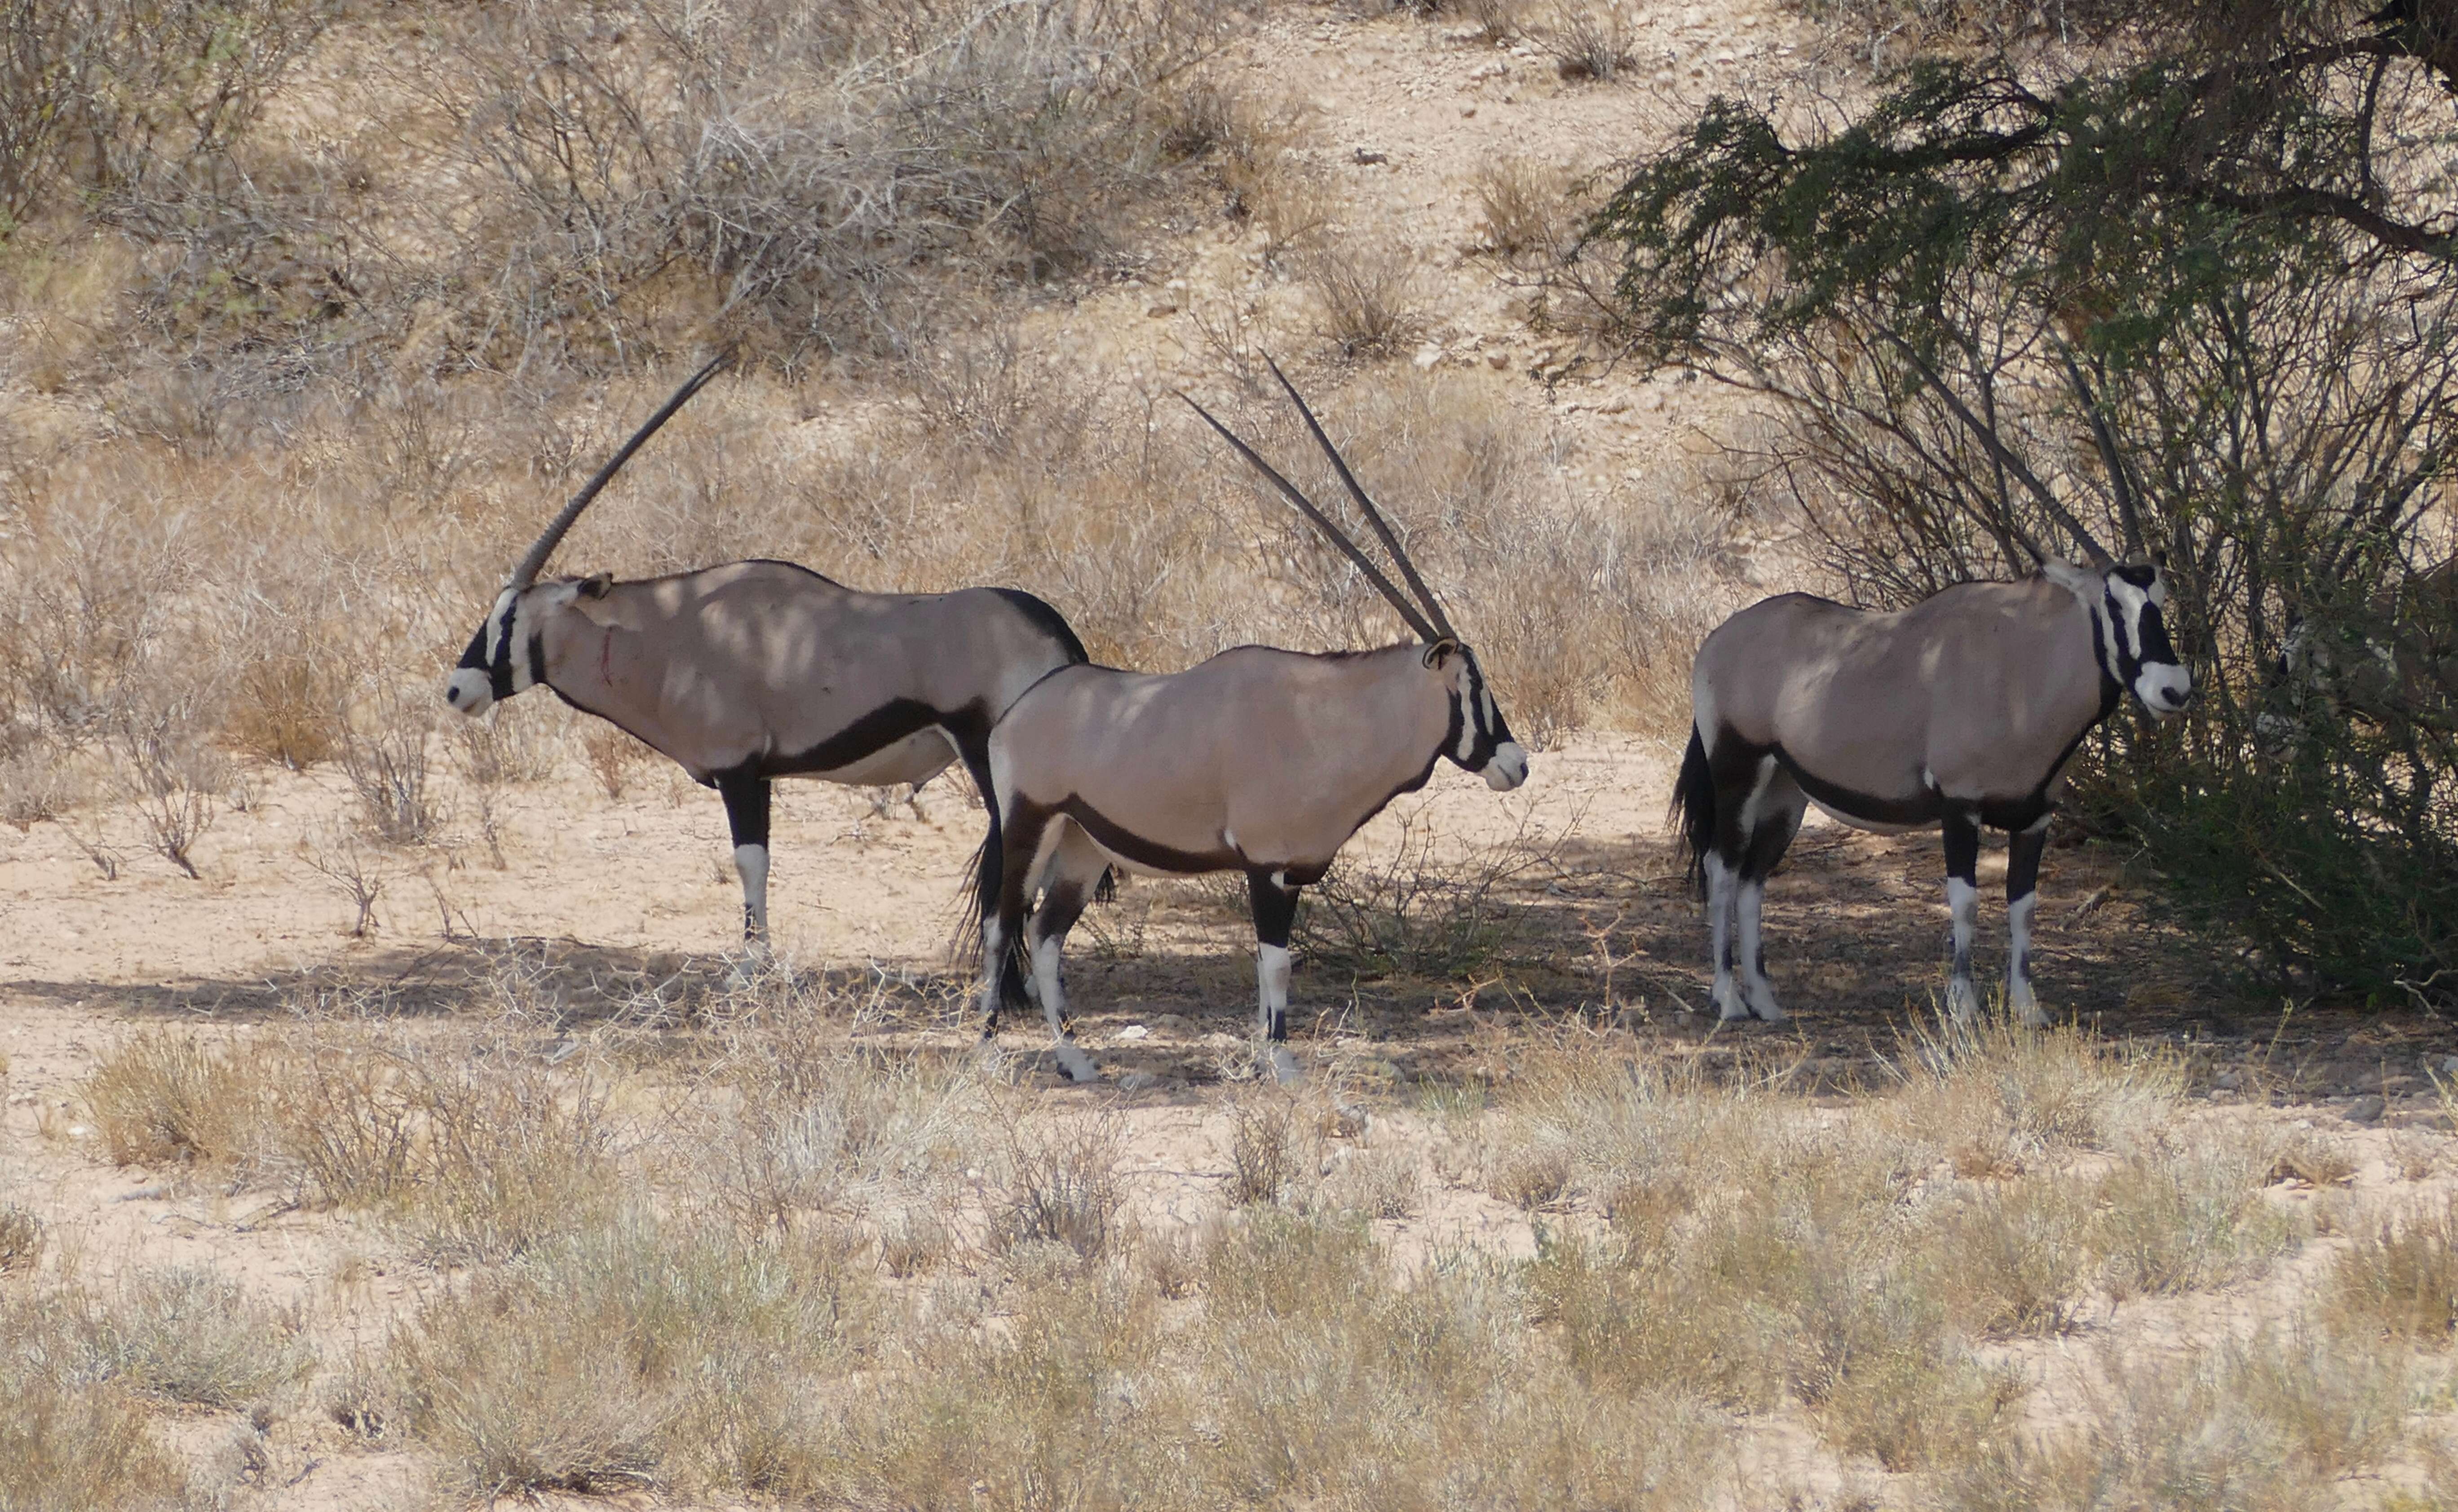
1669,725,1715,899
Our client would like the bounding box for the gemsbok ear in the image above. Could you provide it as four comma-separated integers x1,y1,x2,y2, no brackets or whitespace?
1422,638,1461,669
579,573,613,598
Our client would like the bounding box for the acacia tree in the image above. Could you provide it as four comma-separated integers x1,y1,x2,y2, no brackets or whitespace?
1570,0,2458,1003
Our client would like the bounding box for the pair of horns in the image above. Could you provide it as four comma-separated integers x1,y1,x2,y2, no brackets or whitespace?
1876,327,2146,572
507,350,733,591
1180,358,1458,645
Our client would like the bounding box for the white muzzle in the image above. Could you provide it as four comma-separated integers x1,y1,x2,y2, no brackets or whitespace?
1484,741,1529,791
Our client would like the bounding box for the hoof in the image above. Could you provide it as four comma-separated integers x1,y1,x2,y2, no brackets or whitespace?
1055,1042,1100,1084
1270,1045,1303,1085
1751,1002,1789,1024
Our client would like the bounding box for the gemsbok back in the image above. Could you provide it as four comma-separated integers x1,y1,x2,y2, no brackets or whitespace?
443,354,1093,955
975,363,1528,1082
1672,397,2192,1027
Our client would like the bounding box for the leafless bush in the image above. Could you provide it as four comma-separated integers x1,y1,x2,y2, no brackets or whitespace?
580,725,653,803
0,748,75,831
305,820,393,937
1228,1092,1321,1207
1541,1,1637,80
226,646,344,771
341,684,438,844
1304,243,1426,360
1299,809,1548,980
995,1115,1127,1260
112,705,225,879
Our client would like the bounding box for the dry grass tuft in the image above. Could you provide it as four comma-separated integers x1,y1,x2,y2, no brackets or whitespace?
79,1031,270,1171
1925,1176,2097,1339
995,1114,1128,1261
1304,243,1428,360
2095,1125,2302,1299
84,1264,314,1409
0,1286,189,1511
1890,1015,2183,1171
386,1216,863,1501
2328,1197,2458,1345
1472,153,1573,263
1228,1091,1322,1207
1541,0,1638,80
1936,1331,2413,1511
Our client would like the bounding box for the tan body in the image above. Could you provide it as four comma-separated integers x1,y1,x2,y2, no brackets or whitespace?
1694,578,2112,827
539,561,1073,786
989,645,1464,878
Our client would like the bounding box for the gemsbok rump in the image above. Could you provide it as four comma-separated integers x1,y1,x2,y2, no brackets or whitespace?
1672,391,2192,1028
443,354,1093,952
975,363,1528,1081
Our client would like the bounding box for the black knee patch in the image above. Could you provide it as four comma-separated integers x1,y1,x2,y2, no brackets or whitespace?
1247,870,1300,949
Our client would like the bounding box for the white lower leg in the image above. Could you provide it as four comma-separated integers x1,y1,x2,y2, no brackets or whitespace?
1945,875,1979,1019
734,843,771,950
2007,891,2043,1027
1737,878,1786,1022
1706,855,1745,1020
1035,934,1096,1082
1258,943,1299,1082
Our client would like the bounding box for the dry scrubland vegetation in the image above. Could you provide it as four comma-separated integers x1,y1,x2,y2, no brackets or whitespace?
6,0,2458,1505
15,989,2458,1508
0,0,1734,862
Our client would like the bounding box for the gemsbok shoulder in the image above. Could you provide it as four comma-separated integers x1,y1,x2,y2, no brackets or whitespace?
443,354,1093,955
974,362,1528,1082
1671,400,2192,1028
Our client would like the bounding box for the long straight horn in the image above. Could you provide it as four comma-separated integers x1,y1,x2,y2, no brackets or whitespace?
2059,349,2147,560
1264,356,1455,640
1180,392,1441,644
507,351,732,590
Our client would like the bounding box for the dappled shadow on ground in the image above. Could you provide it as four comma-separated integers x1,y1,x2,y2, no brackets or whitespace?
8,827,2451,1107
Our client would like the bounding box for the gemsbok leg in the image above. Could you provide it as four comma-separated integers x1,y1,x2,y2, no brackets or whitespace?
981,805,1102,1083
2005,815,2051,1027
716,769,773,948
1247,869,1304,1083
1941,809,1982,1020
1707,750,1802,1022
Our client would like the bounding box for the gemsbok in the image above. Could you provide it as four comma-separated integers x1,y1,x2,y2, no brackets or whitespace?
443,354,1094,954
1672,377,2192,1027
973,362,1528,1082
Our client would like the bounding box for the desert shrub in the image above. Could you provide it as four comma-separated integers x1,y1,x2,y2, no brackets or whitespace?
82,1264,313,1409
385,1216,864,1501
1471,153,1571,263
2095,1127,2302,1299
994,1114,1127,1261
1936,1330,2413,1512
79,1031,271,1171
2327,1197,2458,1346
0,1203,43,1274
1297,809,1541,980
0,1286,187,1511
1541,0,1636,80
1303,242,1426,360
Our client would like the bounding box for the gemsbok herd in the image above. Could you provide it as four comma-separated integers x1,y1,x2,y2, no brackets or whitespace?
444,353,2193,1081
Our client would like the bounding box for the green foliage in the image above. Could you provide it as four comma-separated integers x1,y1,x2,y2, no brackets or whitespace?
1569,16,2458,1006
